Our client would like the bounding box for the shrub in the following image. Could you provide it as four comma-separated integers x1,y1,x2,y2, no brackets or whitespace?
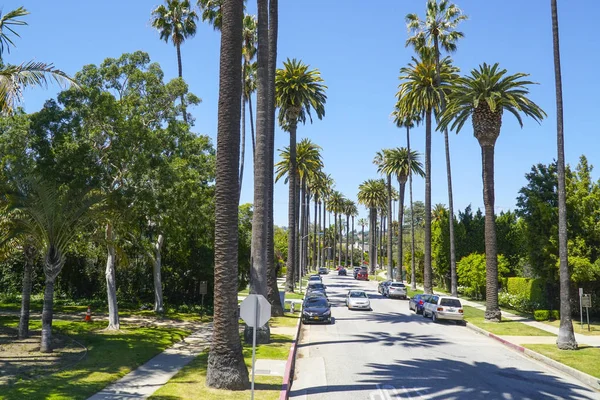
457,253,510,299
498,291,542,313
534,310,550,321
506,277,545,304
551,310,560,320
279,267,287,277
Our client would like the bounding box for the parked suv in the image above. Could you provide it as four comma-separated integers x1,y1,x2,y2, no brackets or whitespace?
423,295,464,324
386,282,407,299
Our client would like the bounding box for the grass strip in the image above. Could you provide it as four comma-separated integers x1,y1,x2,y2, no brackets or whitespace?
463,306,556,337
524,344,600,379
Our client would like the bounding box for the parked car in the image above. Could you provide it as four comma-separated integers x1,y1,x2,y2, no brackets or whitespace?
423,295,464,324
302,295,331,324
346,290,371,310
378,280,392,295
353,267,361,278
356,268,369,281
338,267,347,276
408,294,431,314
386,282,407,299
308,274,322,283
318,267,329,275
307,282,327,297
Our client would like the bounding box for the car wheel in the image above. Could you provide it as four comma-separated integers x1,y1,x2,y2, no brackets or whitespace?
432,313,437,323
423,310,428,318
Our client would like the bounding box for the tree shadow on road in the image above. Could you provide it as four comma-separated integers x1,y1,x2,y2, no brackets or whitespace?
297,331,448,349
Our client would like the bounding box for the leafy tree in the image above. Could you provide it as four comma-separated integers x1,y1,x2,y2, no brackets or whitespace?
457,253,509,299
432,204,450,288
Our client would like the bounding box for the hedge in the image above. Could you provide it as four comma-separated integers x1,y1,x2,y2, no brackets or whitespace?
506,277,545,304
534,309,560,321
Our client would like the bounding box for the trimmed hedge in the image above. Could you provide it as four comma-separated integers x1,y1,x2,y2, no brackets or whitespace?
506,277,545,304
533,309,560,321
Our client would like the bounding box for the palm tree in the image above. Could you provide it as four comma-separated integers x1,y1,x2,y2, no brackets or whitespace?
397,50,455,294
327,191,345,268
357,179,387,275
349,201,359,267
439,63,545,322
0,7,76,115
406,0,467,298
151,0,198,122
276,58,326,291
343,200,358,266
551,0,577,350
4,180,102,352
205,0,248,388
382,147,424,283
197,0,223,30
373,150,394,279
358,218,368,265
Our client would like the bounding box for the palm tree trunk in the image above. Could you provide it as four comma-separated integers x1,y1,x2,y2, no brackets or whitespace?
339,215,343,266
249,91,256,159
153,234,165,314
481,144,501,322
176,43,188,123
299,178,306,280
370,209,377,275
386,175,393,280
552,0,577,349
317,201,322,268
295,180,301,287
423,109,433,294
444,128,458,297
313,197,318,270
351,216,355,267
40,276,55,353
105,222,120,330
285,122,297,292
407,126,417,290
206,0,249,387
398,181,406,282
380,214,384,272
345,215,350,266
333,211,338,267
361,224,365,265
18,244,34,339
238,87,246,202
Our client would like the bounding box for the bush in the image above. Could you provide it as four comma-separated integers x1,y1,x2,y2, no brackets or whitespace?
279,267,287,277
534,310,550,321
506,277,545,304
551,310,560,320
498,291,541,313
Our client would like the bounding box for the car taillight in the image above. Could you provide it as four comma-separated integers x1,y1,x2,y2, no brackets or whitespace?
437,307,443,312
459,309,463,313
418,300,423,305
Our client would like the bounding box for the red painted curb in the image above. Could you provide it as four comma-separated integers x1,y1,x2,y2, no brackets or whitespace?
280,316,302,400
488,332,526,353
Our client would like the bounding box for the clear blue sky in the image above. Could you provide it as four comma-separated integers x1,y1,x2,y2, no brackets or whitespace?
5,1,598,227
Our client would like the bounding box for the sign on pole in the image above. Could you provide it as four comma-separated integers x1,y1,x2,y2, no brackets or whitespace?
239,294,271,400
199,281,208,317
582,294,592,332
579,288,584,329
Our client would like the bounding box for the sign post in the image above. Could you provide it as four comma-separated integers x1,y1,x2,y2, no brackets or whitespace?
582,294,592,332
579,288,583,330
239,294,271,400
199,281,208,318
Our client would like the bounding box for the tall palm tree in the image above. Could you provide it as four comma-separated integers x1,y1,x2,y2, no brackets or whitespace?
406,0,467,297
0,7,76,115
197,0,223,30
349,201,359,267
357,179,387,275
382,147,424,283
327,191,345,268
343,200,358,266
373,150,394,279
551,0,577,350
238,14,257,201
358,218,368,265
4,180,102,352
205,0,248,388
397,50,454,294
151,0,198,122
319,174,334,268
276,58,326,290
440,62,545,322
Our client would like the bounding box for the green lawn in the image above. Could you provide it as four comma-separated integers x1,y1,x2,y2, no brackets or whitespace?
407,288,424,298
543,319,600,336
0,316,190,400
463,306,556,337
150,331,294,400
524,344,600,379
270,313,300,329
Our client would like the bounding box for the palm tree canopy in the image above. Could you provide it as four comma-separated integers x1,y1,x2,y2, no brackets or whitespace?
392,107,422,129
151,0,198,46
405,0,468,54
327,191,346,215
0,6,28,59
439,62,546,134
242,14,257,62
197,0,224,30
243,61,256,100
381,147,425,183
396,52,458,118
357,218,368,228
357,179,387,210
275,138,323,184
276,58,327,128
343,199,358,218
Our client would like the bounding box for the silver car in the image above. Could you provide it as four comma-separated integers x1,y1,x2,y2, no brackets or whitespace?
346,290,371,310
386,282,407,299
423,295,464,324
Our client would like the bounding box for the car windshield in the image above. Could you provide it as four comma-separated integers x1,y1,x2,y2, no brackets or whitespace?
349,291,367,298
309,283,325,290
441,298,462,307
309,276,320,280
305,298,328,308
390,283,405,287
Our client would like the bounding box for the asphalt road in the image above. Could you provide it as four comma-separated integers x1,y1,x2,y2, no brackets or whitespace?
290,273,598,400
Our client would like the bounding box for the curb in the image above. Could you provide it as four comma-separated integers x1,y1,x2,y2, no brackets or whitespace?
279,315,302,400
465,322,600,391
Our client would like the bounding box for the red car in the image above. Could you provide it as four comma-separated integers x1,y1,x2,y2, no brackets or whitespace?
356,268,369,281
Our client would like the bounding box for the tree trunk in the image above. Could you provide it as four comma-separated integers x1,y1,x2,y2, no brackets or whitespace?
153,234,165,314
206,0,249,388
407,126,417,290
105,223,120,330
285,121,297,292
481,144,501,322
299,179,306,280
176,42,188,123
385,175,393,279
313,197,318,270
444,128,458,297
423,109,433,294
369,209,377,275
345,215,350,266
351,216,355,267
295,179,301,287
18,244,34,339
317,201,322,268
361,225,365,265
333,211,337,267
380,214,384,273
40,277,55,353
239,74,246,202
249,89,256,159
552,0,577,350
398,181,406,282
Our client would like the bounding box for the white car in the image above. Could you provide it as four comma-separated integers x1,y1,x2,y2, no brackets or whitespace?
346,290,371,310
386,282,407,299
423,295,464,324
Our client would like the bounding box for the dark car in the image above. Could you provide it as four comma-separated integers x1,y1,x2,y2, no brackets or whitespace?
338,267,347,276
302,296,331,324
356,268,369,281
308,274,322,283
378,280,392,294
318,267,329,275
408,294,432,314
306,282,327,297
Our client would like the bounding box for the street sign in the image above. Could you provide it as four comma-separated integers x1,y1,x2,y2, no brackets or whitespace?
240,294,271,328
579,287,584,297
199,281,208,295
582,294,592,308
